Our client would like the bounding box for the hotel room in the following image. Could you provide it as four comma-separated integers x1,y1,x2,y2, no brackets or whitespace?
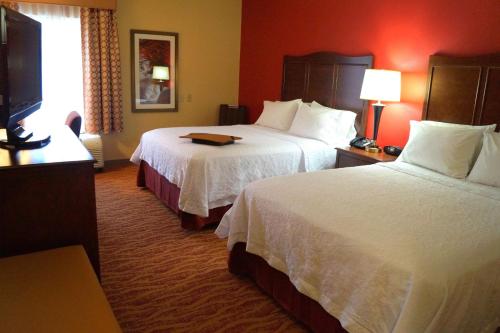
0,0,499,332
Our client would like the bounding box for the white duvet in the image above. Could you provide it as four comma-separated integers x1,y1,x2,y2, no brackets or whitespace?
130,125,339,217
216,162,500,333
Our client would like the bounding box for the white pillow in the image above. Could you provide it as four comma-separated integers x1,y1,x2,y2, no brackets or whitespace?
288,103,339,144
467,132,500,187
399,125,484,178
310,101,357,142
255,99,301,131
400,120,497,162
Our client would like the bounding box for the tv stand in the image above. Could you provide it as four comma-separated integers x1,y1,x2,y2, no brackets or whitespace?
0,126,51,149
0,125,100,277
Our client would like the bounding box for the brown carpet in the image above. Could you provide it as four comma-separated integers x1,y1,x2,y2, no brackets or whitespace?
95,163,307,333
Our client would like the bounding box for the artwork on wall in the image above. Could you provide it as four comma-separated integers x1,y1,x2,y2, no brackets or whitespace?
130,30,178,112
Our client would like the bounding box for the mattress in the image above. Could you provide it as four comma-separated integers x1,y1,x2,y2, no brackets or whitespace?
131,125,339,217
216,162,500,333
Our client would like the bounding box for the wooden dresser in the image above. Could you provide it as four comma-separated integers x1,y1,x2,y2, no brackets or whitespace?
0,126,100,277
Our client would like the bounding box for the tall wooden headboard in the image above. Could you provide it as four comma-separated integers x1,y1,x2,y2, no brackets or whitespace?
281,52,373,135
423,53,500,131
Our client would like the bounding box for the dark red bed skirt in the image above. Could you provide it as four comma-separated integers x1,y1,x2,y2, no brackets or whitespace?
229,242,347,333
137,160,231,230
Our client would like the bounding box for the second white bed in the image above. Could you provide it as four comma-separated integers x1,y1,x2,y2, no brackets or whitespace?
131,124,340,217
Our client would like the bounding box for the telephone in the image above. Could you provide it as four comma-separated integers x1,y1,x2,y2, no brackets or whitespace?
349,136,372,149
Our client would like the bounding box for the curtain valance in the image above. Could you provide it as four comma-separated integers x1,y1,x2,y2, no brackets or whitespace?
15,0,115,10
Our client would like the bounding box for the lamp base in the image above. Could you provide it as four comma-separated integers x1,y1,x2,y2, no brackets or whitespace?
372,103,385,142
365,146,381,153
365,140,381,153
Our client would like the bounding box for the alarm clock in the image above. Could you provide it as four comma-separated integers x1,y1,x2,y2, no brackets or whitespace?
383,146,403,156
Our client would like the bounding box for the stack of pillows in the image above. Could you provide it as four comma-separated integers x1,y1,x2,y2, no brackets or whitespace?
397,120,500,187
255,99,357,146
254,99,499,188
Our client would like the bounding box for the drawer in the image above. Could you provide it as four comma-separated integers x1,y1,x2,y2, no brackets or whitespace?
336,154,373,168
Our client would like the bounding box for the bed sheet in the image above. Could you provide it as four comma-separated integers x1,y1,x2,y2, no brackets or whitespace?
131,125,339,217
216,162,500,333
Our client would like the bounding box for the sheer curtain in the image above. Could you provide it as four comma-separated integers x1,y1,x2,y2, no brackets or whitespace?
18,3,85,132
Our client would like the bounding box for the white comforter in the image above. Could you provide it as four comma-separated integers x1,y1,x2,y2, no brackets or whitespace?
216,162,500,333
130,125,338,217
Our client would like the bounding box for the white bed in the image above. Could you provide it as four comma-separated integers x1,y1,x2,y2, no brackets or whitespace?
216,161,500,333
131,124,340,217
130,52,373,229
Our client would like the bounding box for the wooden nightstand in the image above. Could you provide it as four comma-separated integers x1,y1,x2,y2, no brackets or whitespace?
335,146,397,168
219,104,249,125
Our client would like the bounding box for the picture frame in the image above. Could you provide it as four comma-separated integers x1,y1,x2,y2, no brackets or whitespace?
130,30,178,112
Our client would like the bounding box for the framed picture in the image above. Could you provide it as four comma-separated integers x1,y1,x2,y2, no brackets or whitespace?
130,30,178,112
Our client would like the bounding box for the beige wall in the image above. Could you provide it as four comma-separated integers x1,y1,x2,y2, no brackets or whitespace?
103,0,242,160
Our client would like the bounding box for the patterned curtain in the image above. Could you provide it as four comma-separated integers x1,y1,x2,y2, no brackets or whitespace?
81,7,123,134
1,1,19,10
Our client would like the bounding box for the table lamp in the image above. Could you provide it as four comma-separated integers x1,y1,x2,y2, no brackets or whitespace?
152,66,169,83
360,69,401,150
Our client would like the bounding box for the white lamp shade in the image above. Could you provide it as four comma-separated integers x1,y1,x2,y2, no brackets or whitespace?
152,66,170,81
360,69,401,102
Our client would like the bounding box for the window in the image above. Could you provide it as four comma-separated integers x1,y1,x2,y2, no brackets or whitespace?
19,4,85,132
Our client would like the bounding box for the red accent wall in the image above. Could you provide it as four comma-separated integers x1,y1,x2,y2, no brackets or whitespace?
239,0,500,147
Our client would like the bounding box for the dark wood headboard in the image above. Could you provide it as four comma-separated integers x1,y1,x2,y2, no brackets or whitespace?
281,52,373,135
423,53,500,131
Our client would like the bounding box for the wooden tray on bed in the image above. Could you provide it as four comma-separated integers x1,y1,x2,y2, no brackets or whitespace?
179,133,242,146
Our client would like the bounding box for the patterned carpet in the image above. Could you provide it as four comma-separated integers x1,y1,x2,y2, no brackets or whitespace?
95,163,307,333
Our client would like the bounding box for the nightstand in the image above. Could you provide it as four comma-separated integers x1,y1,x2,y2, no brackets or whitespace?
335,146,397,168
219,104,248,125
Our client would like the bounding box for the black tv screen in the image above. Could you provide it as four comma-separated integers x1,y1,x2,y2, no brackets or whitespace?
0,6,42,129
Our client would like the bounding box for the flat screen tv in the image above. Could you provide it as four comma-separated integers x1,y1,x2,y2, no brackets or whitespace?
0,6,49,149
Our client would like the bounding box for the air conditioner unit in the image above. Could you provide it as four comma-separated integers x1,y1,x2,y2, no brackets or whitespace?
80,133,104,169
